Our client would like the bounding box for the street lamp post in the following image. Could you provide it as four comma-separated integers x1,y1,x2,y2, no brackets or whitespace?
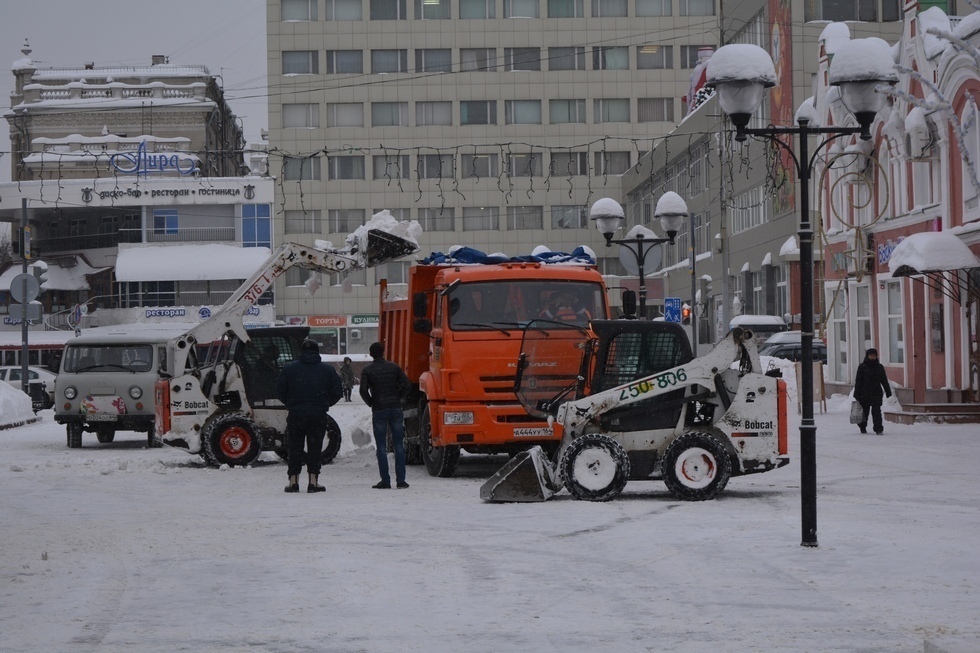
707,41,896,547
591,195,687,319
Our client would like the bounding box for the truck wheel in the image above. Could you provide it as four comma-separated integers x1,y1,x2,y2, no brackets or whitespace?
561,434,630,502
662,431,732,501
202,413,262,467
403,401,424,466
321,414,342,465
95,426,116,444
67,423,83,448
420,404,459,477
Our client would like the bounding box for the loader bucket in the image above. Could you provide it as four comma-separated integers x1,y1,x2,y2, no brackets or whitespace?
480,446,557,502
365,229,419,266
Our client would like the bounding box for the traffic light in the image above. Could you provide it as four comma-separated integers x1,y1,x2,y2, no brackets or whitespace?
681,305,692,325
32,261,49,292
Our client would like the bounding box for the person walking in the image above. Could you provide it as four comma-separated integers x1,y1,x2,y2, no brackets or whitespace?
277,339,343,493
359,341,412,489
339,357,356,402
853,347,892,435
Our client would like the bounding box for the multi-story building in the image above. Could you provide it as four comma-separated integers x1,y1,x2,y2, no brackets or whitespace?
0,43,274,366
266,0,726,350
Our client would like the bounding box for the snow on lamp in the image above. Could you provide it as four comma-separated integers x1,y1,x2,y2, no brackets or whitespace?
590,197,626,245
829,38,898,140
705,44,776,141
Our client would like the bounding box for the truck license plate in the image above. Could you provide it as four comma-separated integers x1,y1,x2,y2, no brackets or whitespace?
86,414,118,422
513,427,552,438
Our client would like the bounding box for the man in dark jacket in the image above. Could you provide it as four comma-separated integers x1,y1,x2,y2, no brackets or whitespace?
360,341,412,489
853,347,892,434
277,339,343,493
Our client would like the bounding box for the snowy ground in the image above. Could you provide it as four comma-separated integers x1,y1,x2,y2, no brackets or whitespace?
1,371,978,652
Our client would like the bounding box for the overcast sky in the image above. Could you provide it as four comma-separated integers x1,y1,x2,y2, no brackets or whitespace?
0,0,269,180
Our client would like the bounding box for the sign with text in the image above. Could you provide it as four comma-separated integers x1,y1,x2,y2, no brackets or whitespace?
664,297,682,323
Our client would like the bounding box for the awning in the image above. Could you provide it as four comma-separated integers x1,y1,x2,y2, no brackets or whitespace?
0,256,110,292
890,232,980,305
114,243,271,282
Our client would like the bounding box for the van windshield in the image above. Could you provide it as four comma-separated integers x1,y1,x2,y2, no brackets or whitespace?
63,345,154,373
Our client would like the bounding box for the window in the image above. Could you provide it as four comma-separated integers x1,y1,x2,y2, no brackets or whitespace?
637,45,672,69
282,51,319,74
594,151,630,175
688,142,708,196
327,0,363,19
461,100,496,125
285,267,307,287
418,153,454,178
751,270,764,315
507,206,543,230
855,283,873,354
884,279,904,363
962,99,980,214
415,0,451,17
282,103,319,128
330,268,367,287
374,154,411,180
504,0,539,16
328,209,366,233
637,98,674,122
636,0,670,15
460,0,495,18
371,0,407,18
326,50,363,73
505,100,542,125
376,261,412,284
591,0,627,16
550,99,586,123
283,156,321,180
326,103,364,127
805,0,877,21
372,102,409,126
461,48,496,71
551,205,588,228
371,49,408,73
415,49,452,72
282,0,317,20
328,155,365,180
505,48,541,71
593,46,629,70
506,153,542,177
462,153,499,178
417,101,452,125
153,209,178,236
882,0,901,21
597,256,628,276
594,98,629,123
420,207,455,231
681,45,712,68
462,207,499,231
912,160,934,206
550,152,588,176
731,185,770,234
242,204,272,248
548,0,584,17
285,209,322,234
679,0,713,15
549,47,586,71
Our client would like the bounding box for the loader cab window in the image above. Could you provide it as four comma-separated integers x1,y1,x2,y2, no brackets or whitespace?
596,330,689,392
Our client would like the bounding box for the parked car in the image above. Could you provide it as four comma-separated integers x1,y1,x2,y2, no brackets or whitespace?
729,314,789,344
0,365,56,409
758,338,828,364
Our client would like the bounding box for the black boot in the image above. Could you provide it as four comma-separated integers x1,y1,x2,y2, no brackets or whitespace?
284,475,299,493
308,473,326,493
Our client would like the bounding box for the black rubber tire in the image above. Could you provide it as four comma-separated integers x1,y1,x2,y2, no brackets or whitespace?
420,404,460,478
67,423,83,448
201,413,262,467
560,433,631,502
661,431,732,501
273,414,342,465
403,401,424,466
95,426,116,444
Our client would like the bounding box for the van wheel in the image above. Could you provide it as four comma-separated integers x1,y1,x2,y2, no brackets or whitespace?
67,423,83,448
560,434,630,502
420,404,459,477
662,431,732,501
321,414,342,465
95,426,116,444
202,413,261,467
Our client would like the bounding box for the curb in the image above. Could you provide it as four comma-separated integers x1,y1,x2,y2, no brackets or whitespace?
0,415,42,432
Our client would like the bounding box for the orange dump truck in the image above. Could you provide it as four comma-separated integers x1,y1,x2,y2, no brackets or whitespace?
379,256,610,477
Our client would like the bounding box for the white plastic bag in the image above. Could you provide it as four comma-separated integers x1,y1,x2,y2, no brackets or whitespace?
849,400,864,425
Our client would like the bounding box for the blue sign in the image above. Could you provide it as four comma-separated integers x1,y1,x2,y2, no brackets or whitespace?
664,297,682,322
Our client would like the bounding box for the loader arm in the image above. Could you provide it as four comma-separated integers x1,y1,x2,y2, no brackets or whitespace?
559,327,759,433
166,230,418,377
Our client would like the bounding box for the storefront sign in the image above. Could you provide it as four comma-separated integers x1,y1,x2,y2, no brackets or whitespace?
351,314,379,325
877,237,906,265
109,142,199,176
309,315,346,327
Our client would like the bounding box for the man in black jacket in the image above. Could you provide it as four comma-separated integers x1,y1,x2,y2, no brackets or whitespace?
853,347,892,435
277,339,343,493
360,341,412,489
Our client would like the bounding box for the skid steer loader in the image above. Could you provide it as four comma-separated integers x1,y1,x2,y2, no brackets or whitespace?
480,321,789,502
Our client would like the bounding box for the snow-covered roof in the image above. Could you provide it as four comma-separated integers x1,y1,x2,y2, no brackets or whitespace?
730,314,787,327
114,243,272,282
0,257,110,292
780,236,800,257
888,232,980,274
920,7,952,60
28,65,209,80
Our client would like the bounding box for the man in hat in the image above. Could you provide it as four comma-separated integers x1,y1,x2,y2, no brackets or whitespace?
853,347,892,434
277,339,343,492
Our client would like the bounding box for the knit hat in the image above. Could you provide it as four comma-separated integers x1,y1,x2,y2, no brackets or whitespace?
866,348,878,356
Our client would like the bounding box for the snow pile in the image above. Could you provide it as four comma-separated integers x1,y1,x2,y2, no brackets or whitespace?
344,210,422,257
819,22,851,55
953,8,980,40
779,236,799,256
706,44,776,86
795,96,819,126
919,6,952,60
0,382,35,428
829,38,898,84
888,232,980,273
